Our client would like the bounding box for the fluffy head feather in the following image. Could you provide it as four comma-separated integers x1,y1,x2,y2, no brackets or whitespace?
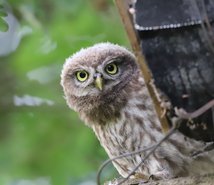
61,42,139,125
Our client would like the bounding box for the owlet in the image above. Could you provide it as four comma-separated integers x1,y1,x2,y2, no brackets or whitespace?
61,42,214,180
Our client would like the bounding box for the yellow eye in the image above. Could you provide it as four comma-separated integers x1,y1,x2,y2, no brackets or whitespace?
105,63,118,75
76,70,89,82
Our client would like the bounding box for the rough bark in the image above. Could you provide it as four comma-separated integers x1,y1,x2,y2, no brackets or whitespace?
105,174,214,185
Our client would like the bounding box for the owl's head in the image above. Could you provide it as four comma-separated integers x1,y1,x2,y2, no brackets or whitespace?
61,42,138,110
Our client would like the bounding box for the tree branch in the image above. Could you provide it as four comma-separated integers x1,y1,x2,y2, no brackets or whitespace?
105,173,214,185
114,0,170,133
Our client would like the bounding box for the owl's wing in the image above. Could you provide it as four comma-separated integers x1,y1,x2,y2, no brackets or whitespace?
132,0,214,142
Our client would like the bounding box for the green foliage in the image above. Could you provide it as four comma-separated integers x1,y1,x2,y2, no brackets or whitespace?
0,4,8,32
0,0,128,184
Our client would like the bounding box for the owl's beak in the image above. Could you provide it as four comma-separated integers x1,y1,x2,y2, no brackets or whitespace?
94,73,103,91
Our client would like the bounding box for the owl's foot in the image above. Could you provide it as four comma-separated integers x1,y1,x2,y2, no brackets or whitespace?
134,172,148,178
148,169,174,181
160,102,171,118
133,171,172,182
148,174,164,181
129,172,172,185
133,172,149,181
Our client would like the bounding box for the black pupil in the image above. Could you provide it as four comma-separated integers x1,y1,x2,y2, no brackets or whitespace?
80,72,86,78
107,64,115,72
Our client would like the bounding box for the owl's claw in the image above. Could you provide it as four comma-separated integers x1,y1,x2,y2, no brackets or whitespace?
132,173,150,184
134,172,149,180
160,102,171,118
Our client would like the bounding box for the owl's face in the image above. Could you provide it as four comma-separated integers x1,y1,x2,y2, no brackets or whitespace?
61,43,138,109
64,56,126,97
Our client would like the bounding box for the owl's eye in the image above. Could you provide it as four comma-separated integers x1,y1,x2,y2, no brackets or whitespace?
76,70,89,82
105,63,118,75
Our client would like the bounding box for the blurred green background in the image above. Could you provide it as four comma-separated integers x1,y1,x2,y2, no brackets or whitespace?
0,0,129,184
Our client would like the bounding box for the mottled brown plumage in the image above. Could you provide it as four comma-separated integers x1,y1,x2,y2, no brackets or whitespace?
61,43,214,180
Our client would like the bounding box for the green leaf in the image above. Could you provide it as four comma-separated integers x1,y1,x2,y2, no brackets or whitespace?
0,5,8,32
0,17,8,32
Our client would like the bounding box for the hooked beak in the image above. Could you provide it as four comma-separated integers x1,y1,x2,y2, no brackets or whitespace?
94,73,103,91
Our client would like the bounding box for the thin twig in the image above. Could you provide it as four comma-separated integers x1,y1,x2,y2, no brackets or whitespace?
191,142,214,158
116,123,180,185
175,99,214,119
96,145,156,185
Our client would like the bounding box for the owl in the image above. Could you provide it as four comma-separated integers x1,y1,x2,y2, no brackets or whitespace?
61,42,214,180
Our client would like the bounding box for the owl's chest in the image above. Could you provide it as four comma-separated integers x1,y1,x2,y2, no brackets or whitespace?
92,110,162,176
92,109,159,158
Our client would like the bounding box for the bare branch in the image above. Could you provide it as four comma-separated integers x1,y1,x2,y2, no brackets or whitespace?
175,99,214,119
